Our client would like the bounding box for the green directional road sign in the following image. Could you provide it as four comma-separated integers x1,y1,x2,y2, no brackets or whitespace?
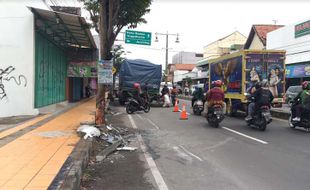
125,30,151,46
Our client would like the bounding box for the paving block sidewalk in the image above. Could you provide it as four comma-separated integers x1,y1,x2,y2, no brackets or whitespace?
0,98,95,190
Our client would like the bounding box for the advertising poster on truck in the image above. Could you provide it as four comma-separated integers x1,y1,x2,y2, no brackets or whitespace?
210,56,243,94
245,53,285,98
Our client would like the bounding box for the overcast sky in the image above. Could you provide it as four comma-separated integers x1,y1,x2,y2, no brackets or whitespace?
113,0,310,67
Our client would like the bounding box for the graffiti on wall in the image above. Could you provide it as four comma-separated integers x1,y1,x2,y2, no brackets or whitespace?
0,66,27,101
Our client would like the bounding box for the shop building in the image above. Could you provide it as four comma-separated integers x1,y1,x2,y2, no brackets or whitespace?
0,1,97,117
267,18,310,88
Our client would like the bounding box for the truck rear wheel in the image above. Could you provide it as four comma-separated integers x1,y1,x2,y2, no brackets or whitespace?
226,101,236,117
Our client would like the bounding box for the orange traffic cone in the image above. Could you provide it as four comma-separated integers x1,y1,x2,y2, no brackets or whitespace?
173,99,179,112
180,103,188,120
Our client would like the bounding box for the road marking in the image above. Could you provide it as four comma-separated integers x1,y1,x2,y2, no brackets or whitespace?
146,118,160,130
128,115,169,190
222,126,268,145
135,114,160,130
135,114,144,120
179,145,203,161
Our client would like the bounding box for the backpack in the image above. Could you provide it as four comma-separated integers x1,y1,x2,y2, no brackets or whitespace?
258,89,270,106
303,91,310,110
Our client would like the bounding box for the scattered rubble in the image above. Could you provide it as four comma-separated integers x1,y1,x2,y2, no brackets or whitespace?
116,146,137,151
78,118,137,163
77,125,101,139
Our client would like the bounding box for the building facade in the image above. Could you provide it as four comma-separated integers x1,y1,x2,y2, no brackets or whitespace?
172,51,203,64
267,18,310,87
0,0,97,117
203,31,247,60
244,25,283,50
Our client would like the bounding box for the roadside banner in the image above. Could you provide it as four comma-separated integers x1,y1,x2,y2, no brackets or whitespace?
98,60,113,85
68,61,97,77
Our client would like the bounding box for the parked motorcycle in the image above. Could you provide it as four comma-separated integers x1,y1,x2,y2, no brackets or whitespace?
206,104,225,128
288,100,310,132
126,98,150,114
193,100,204,115
246,105,272,131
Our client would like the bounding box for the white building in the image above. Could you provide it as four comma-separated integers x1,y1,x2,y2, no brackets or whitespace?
0,0,96,117
172,51,203,64
267,18,310,87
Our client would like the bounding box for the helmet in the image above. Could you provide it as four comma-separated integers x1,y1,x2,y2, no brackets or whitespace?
302,81,309,90
195,86,199,90
255,82,262,89
214,80,223,87
261,80,269,88
133,83,140,89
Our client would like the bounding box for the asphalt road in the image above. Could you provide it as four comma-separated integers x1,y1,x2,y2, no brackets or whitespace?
129,99,310,190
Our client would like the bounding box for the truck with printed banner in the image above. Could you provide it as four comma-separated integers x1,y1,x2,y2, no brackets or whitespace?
208,50,286,115
118,59,162,105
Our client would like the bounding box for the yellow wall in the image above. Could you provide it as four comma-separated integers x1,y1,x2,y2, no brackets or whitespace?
248,33,265,50
203,31,247,60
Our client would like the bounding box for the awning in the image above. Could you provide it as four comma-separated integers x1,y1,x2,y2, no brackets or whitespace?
197,58,208,67
29,7,96,49
286,63,310,78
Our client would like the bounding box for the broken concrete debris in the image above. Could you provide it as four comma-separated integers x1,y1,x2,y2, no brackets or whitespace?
116,147,137,151
78,121,136,163
77,125,101,139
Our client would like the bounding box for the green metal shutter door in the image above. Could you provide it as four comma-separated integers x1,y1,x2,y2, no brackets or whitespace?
35,32,67,108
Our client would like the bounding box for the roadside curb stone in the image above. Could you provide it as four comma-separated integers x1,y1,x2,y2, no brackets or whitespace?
48,138,93,190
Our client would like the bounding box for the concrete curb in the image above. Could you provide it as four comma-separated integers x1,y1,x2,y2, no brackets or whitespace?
270,110,290,120
48,138,93,190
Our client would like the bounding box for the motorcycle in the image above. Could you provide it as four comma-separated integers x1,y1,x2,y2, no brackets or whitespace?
126,98,150,114
193,100,204,115
288,100,310,132
246,105,272,131
245,94,272,131
206,104,225,128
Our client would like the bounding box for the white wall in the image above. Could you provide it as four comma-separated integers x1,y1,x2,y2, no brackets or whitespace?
0,1,49,117
249,33,265,50
172,51,203,64
173,70,189,82
267,18,310,64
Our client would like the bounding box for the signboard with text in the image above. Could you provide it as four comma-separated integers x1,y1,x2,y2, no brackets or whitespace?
125,30,151,45
68,61,97,77
295,20,310,38
98,60,113,84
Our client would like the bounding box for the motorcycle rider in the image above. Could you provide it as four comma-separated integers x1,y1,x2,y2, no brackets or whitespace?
161,84,170,96
292,81,310,121
192,86,204,107
245,80,274,121
133,83,144,109
206,80,226,114
171,85,178,105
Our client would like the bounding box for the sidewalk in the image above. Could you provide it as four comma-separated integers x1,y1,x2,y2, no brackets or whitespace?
0,98,95,190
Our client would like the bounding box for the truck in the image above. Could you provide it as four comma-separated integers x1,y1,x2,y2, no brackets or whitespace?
118,59,162,105
208,50,286,115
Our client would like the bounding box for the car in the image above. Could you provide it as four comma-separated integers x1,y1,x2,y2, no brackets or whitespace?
285,85,302,105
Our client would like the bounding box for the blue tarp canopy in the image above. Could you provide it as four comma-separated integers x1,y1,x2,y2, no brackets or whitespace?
119,59,162,92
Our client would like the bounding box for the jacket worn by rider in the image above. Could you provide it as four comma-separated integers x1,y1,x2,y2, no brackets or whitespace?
252,88,274,108
192,89,204,100
301,90,310,110
206,87,224,105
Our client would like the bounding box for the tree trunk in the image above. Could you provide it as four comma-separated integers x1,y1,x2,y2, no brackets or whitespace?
96,0,112,125
112,74,116,95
